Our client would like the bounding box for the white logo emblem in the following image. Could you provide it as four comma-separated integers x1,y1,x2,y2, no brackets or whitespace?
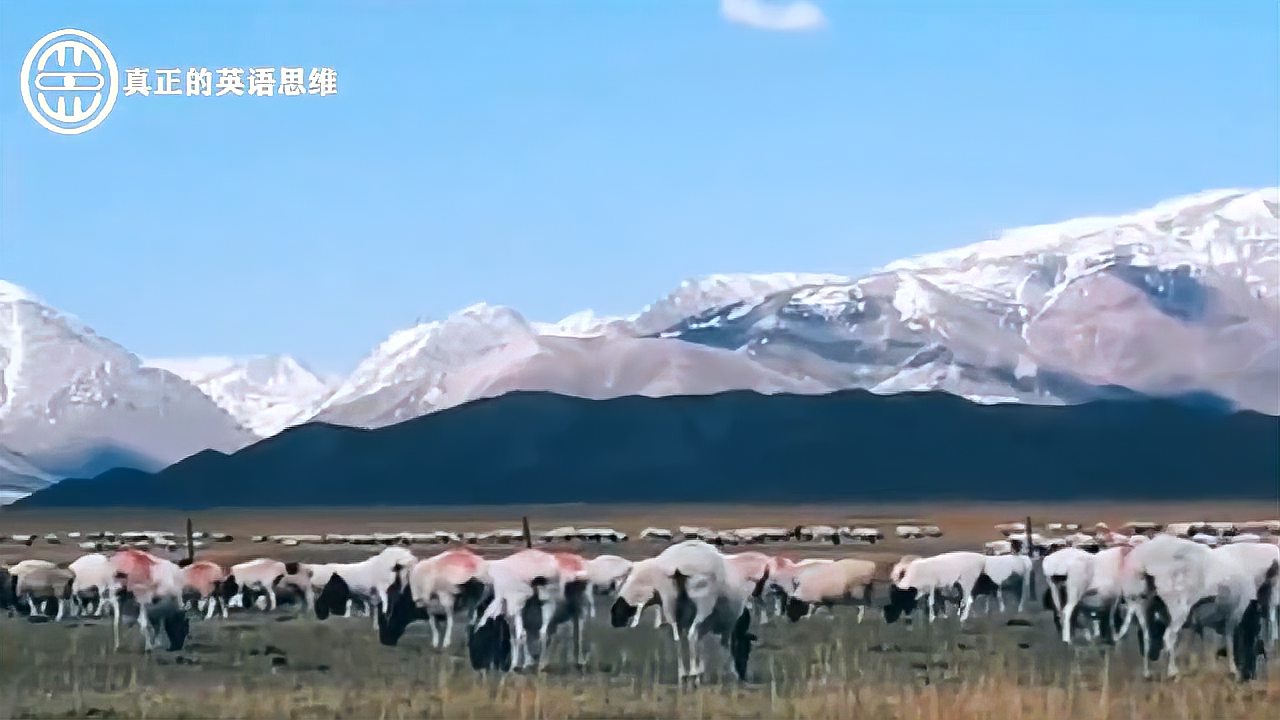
20,28,119,135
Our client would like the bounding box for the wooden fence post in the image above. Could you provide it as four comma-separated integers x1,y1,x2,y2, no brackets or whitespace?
1025,515,1035,596
521,516,533,549
186,517,195,564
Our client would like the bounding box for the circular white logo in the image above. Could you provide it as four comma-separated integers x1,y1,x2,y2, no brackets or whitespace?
20,28,119,135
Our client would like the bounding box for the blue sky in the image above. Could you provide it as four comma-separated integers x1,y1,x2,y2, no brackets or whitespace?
2,0,1277,372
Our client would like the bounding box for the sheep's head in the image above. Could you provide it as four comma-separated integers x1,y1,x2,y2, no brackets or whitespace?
784,597,810,623
611,561,664,627
314,573,351,620
882,585,918,624
378,573,417,646
163,609,190,651
467,614,512,671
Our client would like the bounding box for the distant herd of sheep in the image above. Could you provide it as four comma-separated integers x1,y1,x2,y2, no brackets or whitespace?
3,523,940,551
2,518,1278,684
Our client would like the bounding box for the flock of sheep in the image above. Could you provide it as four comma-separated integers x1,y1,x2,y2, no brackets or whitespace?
3,519,1278,685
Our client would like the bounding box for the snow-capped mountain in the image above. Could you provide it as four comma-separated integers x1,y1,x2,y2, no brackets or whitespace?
661,188,1279,413
146,355,335,437
0,280,256,487
2,188,1275,498
309,274,845,429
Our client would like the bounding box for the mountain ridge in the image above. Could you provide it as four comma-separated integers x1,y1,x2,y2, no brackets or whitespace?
14,388,1277,508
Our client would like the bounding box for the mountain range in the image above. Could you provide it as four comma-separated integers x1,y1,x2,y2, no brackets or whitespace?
2,188,1276,502
17,390,1278,508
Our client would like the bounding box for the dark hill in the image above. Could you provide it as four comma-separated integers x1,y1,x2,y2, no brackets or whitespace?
13,390,1279,508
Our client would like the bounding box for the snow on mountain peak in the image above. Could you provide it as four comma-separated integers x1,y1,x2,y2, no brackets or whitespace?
146,354,333,438
0,280,40,305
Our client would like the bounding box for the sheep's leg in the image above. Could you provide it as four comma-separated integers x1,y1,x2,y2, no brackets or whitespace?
111,598,122,651
220,595,229,620
926,592,936,623
204,596,217,620
685,624,702,683
428,615,441,647
1116,602,1137,641
267,587,278,612
1223,620,1238,678
856,604,866,623
513,611,532,671
55,598,66,622
998,588,1007,614
1061,598,1078,644
1162,605,1190,679
1133,601,1154,679
444,612,457,648
959,590,973,623
572,613,585,668
138,608,154,652
585,585,596,619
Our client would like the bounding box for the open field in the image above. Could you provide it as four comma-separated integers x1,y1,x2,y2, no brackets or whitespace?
2,501,1277,719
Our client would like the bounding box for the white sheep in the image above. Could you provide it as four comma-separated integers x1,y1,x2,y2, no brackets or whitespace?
1053,546,1129,644
978,554,1033,614
467,549,587,672
784,558,877,623
68,553,119,618
584,554,633,619
379,548,489,648
223,558,295,612
610,540,756,683
1120,535,1265,680
1214,542,1280,645
313,546,417,629
883,551,988,624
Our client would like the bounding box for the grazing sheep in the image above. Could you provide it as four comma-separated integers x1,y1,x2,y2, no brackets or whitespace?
889,555,921,584
0,566,15,613
794,525,838,543
222,558,297,612
883,551,989,624
180,560,228,620
1120,535,1265,681
1053,546,1129,644
720,551,771,623
784,558,877,623
584,554,633,619
467,549,586,672
977,554,1033,614
762,557,834,619
15,566,74,620
840,527,883,544
1040,546,1091,625
313,547,417,629
109,549,190,652
610,540,756,683
379,548,489,648
1214,542,1280,645
640,527,673,542
68,553,118,618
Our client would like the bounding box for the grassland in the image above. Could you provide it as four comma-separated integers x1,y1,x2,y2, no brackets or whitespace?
1,501,1276,719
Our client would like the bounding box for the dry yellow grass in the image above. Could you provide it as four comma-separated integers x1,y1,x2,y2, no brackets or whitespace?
3,590,1276,719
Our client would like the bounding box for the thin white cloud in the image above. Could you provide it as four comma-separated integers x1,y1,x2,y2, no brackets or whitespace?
720,0,827,32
